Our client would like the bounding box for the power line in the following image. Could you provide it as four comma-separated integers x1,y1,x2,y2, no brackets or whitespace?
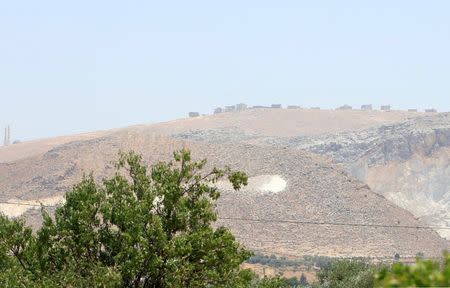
1,201,450,231
0,201,58,208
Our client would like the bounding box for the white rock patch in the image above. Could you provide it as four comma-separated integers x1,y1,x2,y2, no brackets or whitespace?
0,195,64,218
217,174,287,195
257,175,287,193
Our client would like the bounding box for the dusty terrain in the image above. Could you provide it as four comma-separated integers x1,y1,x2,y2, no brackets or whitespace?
0,129,114,163
0,108,448,258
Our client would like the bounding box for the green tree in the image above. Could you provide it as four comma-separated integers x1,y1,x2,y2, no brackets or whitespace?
376,252,450,287
250,277,294,288
316,259,376,288
0,149,253,287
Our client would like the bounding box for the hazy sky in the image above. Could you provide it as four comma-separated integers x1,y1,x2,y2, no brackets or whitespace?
1,1,450,141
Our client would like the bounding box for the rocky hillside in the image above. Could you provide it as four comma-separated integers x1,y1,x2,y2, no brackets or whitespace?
280,113,450,238
1,109,448,258
170,110,450,239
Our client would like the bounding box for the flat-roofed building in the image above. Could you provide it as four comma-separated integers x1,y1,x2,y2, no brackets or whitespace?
225,105,236,112
236,103,247,111
425,108,437,113
188,112,200,118
381,105,391,111
214,107,223,114
337,105,352,110
361,104,373,110
271,104,282,108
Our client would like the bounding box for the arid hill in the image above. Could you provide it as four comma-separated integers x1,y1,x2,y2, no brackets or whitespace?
0,108,423,165
233,112,450,239
0,109,448,258
164,109,450,240
152,108,423,137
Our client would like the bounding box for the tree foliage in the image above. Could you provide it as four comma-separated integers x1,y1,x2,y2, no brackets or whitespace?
376,252,450,287
0,150,253,287
316,259,376,288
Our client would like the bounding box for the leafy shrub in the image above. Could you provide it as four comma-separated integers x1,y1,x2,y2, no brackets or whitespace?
316,259,377,288
376,252,450,287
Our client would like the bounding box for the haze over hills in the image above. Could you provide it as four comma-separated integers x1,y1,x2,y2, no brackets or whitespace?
0,108,449,258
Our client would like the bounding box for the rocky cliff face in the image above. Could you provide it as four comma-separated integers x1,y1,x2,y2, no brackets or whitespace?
173,113,450,239
286,113,450,166
272,113,450,238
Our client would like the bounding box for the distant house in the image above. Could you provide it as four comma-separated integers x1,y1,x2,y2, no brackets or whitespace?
251,105,269,109
188,112,200,118
408,109,418,112
287,105,300,109
271,104,282,108
214,107,223,114
381,105,391,111
337,105,352,110
361,104,373,110
236,103,247,111
425,108,437,113
225,105,236,112
310,107,321,110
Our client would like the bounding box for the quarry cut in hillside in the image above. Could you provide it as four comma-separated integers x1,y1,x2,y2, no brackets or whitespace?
166,110,450,240
271,113,450,239
0,125,448,258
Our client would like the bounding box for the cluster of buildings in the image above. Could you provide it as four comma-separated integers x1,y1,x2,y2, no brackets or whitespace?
188,104,439,118
189,103,285,117
212,103,286,115
213,103,248,114
335,104,437,113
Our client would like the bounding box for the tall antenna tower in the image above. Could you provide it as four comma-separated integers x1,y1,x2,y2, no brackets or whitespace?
3,126,10,146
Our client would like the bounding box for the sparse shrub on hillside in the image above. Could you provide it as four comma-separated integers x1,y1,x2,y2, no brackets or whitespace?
0,150,254,287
